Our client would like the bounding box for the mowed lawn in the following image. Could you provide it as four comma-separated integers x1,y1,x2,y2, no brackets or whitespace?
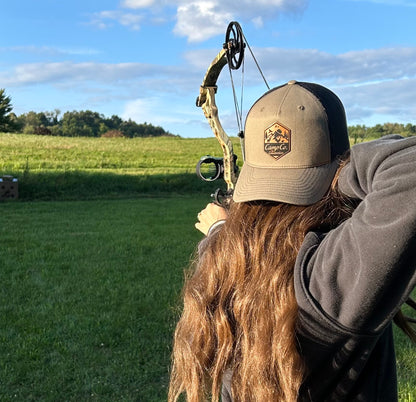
0,197,206,401
0,134,415,400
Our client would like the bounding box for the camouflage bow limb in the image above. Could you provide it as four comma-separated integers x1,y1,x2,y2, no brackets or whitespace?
196,21,245,201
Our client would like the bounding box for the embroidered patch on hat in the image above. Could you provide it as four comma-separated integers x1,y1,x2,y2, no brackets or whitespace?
264,121,291,160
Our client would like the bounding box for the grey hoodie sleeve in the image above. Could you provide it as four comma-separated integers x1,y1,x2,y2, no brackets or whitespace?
295,135,416,335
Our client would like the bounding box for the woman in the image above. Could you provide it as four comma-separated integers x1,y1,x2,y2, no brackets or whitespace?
169,81,416,401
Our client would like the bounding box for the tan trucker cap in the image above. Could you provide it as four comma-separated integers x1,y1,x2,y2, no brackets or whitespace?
233,80,350,205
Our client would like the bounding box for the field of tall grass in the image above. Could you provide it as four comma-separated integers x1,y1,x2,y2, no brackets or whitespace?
0,134,242,201
0,133,415,401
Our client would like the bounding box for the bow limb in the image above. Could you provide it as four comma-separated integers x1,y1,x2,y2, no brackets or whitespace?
196,49,237,192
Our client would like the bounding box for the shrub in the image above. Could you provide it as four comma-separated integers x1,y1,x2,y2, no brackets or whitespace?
34,126,52,136
101,129,125,138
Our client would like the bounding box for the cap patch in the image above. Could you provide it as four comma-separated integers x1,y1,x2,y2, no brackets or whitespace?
264,121,291,160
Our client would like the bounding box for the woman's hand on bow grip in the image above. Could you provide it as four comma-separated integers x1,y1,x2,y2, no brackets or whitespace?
195,203,228,236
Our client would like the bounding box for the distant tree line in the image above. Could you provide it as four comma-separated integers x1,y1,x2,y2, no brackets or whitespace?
11,110,176,138
348,122,416,143
2,88,416,139
0,88,176,138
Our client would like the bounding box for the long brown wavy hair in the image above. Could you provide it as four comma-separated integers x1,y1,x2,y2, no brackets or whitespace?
169,160,415,402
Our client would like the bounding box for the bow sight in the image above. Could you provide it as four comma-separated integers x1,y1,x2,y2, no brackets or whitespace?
196,155,239,182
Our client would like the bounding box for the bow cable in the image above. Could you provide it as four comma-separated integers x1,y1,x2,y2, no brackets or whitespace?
243,31,270,91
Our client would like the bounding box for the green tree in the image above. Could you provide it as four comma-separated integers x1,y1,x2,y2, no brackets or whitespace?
104,115,123,130
119,119,173,138
404,123,416,137
20,111,47,134
348,124,368,144
12,107,176,137
61,110,104,137
45,109,61,126
0,89,15,132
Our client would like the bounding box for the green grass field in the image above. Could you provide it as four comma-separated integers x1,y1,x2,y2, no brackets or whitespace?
0,133,415,401
0,134,243,201
0,197,206,401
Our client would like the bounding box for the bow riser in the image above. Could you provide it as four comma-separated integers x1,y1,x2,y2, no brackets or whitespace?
200,86,236,191
196,48,237,192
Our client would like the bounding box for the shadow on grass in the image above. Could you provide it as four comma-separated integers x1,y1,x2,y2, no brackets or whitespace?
11,171,222,201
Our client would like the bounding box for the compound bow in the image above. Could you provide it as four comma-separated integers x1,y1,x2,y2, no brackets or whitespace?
196,21,246,206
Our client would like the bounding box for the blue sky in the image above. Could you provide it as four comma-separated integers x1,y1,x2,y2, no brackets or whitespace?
1,0,416,137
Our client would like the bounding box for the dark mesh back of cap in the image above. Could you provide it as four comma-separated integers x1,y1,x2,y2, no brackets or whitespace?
297,82,350,159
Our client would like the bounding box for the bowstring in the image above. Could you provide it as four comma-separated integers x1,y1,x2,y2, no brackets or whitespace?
227,59,244,138
227,57,245,161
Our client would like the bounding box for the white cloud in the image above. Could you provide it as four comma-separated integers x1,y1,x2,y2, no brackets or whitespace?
0,46,101,56
6,46,416,96
0,61,179,88
172,0,307,41
220,46,416,87
251,16,264,29
121,96,205,136
173,2,233,42
5,46,416,84
89,0,308,41
184,46,416,126
232,0,307,14
90,10,143,30
339,78,416,124
121,0,157,8
5,46,416,134
122,97,187,124
122,98,160,123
